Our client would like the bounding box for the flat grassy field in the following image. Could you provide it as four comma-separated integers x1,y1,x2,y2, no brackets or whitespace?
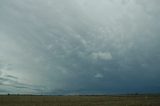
0,95,160,106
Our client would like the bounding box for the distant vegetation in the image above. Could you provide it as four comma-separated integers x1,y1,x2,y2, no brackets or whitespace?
0,94,160,106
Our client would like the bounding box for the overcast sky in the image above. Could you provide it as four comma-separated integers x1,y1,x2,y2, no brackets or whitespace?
0,0,160,95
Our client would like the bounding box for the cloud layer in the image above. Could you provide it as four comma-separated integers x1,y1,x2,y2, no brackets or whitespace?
0,0,160,94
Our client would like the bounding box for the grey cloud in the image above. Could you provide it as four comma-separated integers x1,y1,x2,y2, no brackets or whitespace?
5,75,18,80
0,66,44,94
0,0,160,94
0,76,45,94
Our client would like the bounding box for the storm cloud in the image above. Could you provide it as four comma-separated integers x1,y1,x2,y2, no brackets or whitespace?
0,0,160,94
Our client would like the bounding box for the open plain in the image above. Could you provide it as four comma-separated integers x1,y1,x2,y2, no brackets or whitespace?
0,95,160,106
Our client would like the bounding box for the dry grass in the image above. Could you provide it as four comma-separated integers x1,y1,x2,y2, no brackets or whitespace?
0,95,160,106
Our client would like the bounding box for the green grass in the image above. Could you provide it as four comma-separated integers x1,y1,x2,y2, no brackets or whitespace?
0,95,160,106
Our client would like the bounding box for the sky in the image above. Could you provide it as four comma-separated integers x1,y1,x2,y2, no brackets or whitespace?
0,0,160,95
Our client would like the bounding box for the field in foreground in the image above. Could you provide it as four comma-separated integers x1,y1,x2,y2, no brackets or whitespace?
0,95,160,106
